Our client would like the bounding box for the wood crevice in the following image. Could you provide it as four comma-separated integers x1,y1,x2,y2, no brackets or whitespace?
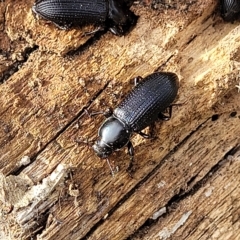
65,30,106,57
0,45,38,84
82,116,213,240
11,80,110,176
1,1,240,239
126,143,240,239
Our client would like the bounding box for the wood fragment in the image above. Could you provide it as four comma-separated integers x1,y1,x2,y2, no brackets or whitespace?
0,0,240,239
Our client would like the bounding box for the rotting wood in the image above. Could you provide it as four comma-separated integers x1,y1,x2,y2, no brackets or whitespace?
131,146,240,240
5,0,94,56
0,0,240,239
88,104,240,240
1,0,220,174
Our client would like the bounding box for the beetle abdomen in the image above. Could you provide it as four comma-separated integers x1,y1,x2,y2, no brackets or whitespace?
221,0,240,21
114,72,179,132
33,0,108,26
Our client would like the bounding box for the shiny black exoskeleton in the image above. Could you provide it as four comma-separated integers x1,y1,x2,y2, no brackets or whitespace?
221,0,240,21
32,0,137,35
93,72,179,160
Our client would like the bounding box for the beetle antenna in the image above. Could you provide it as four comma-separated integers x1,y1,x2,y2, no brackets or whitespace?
106,158,115,177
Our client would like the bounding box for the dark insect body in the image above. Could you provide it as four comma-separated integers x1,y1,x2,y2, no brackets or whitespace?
93,72,179,162
32,0,137,35
221,0,240,21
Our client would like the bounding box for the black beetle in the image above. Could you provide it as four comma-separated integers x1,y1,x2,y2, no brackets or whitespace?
93,72,179,169
221,0,240,21
32,0,137,35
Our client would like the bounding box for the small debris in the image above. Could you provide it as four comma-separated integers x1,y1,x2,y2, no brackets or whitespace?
158,211,192,240
205,186,214,197
157,180,166,188
68,183,80,197
69,183,81,207
19,156,31,166
78,77,86,87
235,82,240,93
151,207,167,220
103,213,109,220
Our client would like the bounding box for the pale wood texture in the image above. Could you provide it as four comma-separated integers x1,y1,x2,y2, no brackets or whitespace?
0,0,240,239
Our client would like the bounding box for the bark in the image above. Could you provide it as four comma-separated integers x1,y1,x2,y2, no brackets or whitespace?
0,0,240,239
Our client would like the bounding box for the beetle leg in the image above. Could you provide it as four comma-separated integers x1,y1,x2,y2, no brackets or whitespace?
109,26,124,36
109,17,137,36
159,101,185,121
83,26,105,36
134,76,143,86
158,105,172,121
87,108,113,118
137,131,151,139
127,141,135,175
127,141,134,157
106,158,115,177
53,21,72,30
74,136,94,152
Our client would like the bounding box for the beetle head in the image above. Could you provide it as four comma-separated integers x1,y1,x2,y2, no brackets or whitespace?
108,0,137,35
93,140,113,158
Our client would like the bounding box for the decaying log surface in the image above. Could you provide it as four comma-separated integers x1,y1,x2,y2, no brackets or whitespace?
0,0,240,239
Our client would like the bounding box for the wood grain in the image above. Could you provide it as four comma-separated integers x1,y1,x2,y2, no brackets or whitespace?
0,0,239,239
